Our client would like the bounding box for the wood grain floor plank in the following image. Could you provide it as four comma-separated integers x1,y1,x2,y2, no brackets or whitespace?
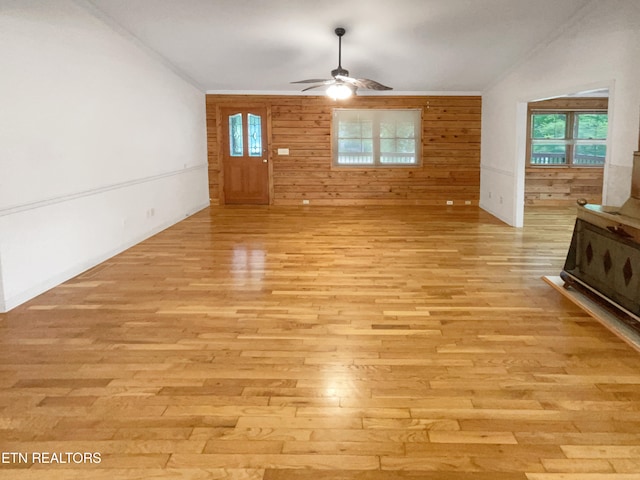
0,469,264,479
167,453,380,470
263,470,527,479
526,475,640,480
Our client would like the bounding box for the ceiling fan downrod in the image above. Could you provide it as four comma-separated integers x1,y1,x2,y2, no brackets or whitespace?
332,27,348,78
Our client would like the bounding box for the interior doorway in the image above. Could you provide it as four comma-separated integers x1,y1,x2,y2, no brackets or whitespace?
517,86,611,226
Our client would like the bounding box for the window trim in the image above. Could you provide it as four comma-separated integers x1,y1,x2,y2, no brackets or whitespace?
331,108,423,169
528,109,607,168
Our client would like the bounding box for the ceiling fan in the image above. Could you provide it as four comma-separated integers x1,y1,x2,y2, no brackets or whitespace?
292,27,392,99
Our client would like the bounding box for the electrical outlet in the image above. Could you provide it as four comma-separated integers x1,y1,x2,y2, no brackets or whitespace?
302,199,310,205
465,200,471,205
499,196,503,204
446,200,454,205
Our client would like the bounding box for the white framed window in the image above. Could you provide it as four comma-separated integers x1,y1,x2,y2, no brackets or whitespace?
530,110,607,167
332,109,422,167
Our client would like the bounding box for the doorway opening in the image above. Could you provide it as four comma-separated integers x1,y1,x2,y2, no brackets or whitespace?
516,86,611,227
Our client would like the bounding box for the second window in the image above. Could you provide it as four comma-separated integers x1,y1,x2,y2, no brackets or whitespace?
530,111,607,167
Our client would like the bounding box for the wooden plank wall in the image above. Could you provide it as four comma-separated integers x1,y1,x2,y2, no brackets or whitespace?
525,97,608,206
206,95,481,206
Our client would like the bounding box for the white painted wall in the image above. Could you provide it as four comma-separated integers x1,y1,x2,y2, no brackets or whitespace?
0,253,5,312
0,0,209,311
480,0,640,226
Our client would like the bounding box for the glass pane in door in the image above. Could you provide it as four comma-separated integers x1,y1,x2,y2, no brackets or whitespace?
229,113,243,156
248,114,262,157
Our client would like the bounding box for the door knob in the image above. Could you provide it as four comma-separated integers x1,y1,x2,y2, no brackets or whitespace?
263,159,268,163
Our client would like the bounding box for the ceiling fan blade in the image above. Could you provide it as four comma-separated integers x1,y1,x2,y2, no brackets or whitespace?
291,79,333,84
357,78,393,91
301,83,334,92
336,75,392,91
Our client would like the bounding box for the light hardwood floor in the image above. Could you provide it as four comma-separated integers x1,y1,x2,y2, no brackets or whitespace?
1,205,639,480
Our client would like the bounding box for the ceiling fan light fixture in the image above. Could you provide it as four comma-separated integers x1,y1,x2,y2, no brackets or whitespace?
326,82,353,100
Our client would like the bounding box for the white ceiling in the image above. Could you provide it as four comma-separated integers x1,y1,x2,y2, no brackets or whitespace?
86,0,591,94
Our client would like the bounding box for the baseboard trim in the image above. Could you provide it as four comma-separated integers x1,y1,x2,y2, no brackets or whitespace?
478,202,514,226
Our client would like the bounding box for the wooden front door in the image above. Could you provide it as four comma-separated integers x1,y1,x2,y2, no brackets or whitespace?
221,107,269,204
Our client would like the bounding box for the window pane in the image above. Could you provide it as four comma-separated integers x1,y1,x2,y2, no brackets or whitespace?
380,139,396,153
575,113,608,140
339,120,372,138
530,143,567,165
396,122,415,138
574,144,606,165
340,139,363,152
337,115,373,166
338,139,374,154
380,122,396,138
228,113,243,156
531,114,567,139
339,122,362,138
248,114,262,157
397,139,415,153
